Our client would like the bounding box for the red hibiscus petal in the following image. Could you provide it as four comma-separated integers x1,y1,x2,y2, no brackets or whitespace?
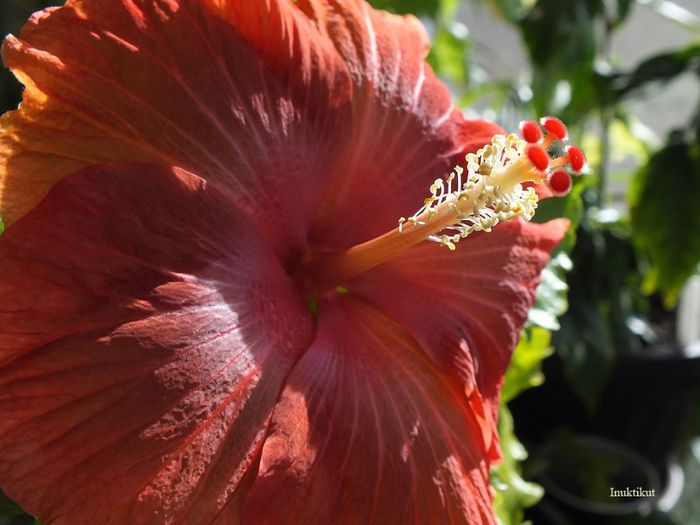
0,0,351,256
455,119,505,154
243,295,497,525
0,163,313,524
350,219,569,460
1,0,499,255
298,1,498,247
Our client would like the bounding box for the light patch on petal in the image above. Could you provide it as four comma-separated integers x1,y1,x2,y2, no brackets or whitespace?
0,163,313,525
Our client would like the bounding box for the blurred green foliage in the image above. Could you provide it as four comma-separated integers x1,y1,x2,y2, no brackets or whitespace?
490,405,543,525
630,131,700,305
370,0,444,15
502,328,553,404
554,210,647,410
0,490,41,525
0,491,24,517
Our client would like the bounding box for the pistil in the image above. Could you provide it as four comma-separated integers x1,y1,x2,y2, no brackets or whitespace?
302,118,585,292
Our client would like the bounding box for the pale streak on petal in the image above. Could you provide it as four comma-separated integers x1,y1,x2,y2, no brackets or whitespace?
412,61,426,110
361,2,379,85
434,104,456,129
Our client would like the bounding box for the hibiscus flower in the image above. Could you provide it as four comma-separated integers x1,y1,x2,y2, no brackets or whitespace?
0,1,583,524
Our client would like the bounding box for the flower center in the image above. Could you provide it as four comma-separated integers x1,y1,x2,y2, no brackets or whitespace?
302,117,585,293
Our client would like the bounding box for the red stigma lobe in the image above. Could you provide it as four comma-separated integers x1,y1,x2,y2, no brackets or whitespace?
520,120,543,144
527,145,550,172
548,169,572,195
540,117,568,141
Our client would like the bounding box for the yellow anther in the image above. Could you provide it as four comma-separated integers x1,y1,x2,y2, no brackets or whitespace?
401,133,542,250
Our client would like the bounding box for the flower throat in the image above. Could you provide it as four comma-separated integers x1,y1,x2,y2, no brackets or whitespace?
302,117,586,293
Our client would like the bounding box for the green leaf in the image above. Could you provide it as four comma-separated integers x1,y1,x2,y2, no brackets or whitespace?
502,327,553,404
554,302,616,411
612,42,700,101
519,0,601,117
473,0,535,25
528,254,572,331
367,0,441,16
491,405,544,525
427,23,470,84
552,214,646,411
483,0,634,119
613,0,634,27
0,491,24,517
630,134,700,305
